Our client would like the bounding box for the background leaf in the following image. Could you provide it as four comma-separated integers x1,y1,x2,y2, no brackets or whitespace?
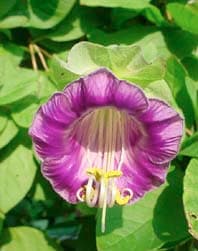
80,0,151,9
167,2,198,34
0,145,37,213
183,158,198,239
0,226,63,251
27,0,76,29
0,115,18,149
96,168,189,251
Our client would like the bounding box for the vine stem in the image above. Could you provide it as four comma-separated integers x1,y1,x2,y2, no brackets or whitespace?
33,44,49,71
29,43,38,71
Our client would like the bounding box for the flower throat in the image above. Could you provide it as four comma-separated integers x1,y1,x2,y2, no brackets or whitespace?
76,107,133,232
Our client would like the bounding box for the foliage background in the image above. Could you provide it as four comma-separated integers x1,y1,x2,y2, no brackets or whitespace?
0,0,198,250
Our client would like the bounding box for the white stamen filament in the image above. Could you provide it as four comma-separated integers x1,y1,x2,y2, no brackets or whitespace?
76,107,133,232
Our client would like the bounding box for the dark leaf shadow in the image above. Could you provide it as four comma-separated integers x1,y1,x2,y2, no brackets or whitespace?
152,168,190,243
30,0,58,21
162,28,198,59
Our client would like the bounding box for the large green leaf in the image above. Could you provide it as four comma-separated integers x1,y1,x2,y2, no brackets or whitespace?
0,226,63,251
164,57,194,127
0,145,37,213
0,114,18,149
96,168,189,251
65,42,165,85
167,2,198,34
80,0,151,9
183,158,198,239
88,26,170,62
88,26,198,61
0,58,38,105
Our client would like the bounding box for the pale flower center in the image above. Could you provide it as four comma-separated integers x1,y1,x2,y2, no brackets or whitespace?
76,107,135,232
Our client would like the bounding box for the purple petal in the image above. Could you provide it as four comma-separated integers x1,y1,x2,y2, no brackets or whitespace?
64,68,148,114
29,93,76,159
42,154,87,203
138,99,183,164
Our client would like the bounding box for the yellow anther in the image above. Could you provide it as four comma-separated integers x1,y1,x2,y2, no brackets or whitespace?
104,170,122,179
115,190,131,206
87,168,103,181
87,168,122,181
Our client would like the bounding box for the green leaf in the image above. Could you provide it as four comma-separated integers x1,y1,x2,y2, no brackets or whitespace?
144,79,179,110
35,72,57,102
44,5,85,42
163,29,198,60
96,168,188,251
0,1,28,29
89,26,197,61
0,0,75,29
111,8,139,28
180,133,198,158
49,56,79,90
185,77,198,125
88,26,171,62
11,103,39,128
182,56,198,81
27,0,76,29
0,114,18,149
0,42,25,66
10,73,57,127
164,57,194,127
142,4,168,26
76,204,97,216
0,226,63,251
183,158,198,239
65,42,165,85
0,58,38,105
80,0,151,9
167,2,198,34
0,0,16,18
0,145,37,213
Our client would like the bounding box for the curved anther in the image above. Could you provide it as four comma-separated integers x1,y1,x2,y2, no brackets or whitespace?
115,188,133,205
76,187,85,202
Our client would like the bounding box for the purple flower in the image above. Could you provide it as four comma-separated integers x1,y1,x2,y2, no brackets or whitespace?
29,68,183,232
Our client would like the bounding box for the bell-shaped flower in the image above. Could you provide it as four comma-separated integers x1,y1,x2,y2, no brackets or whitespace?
29,69,183,232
